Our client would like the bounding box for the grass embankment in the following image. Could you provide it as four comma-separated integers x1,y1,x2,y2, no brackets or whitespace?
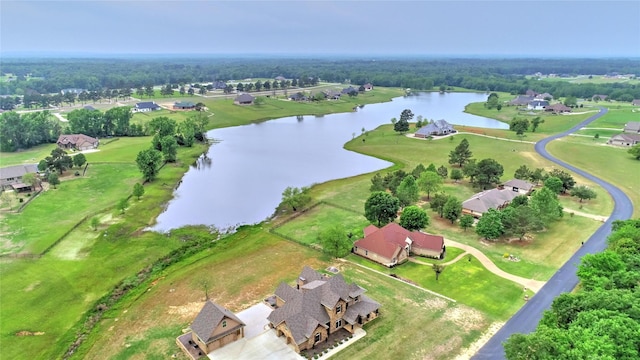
79,226,494,360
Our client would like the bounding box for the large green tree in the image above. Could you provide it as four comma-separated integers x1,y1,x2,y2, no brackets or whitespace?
529,187,563,225
364,191,400,226
429,192,449,217
160,135,178,162
135,148,163,182
318,225,352,258
73,153,86,168
475,208,504,240
543,176,564,194
548,169,576,194
628,144,640,160
442,196,462,224
45,148,73,174
396,175,420,207
448,138,473,167
399,205,430,231
570,185,597,202
417,171,442,200
280,186,311,212
475,158,504,189
132,183,145,200
501,205,544,240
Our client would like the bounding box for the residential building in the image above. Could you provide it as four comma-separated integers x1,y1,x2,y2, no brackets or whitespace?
353,223,445,267
56,134,99,151
267,266,380,353
623,121,640,134
509,95,534,106
0,164,38,191
177,300,246,359
362,83,374,91
234,93,255,105
631,99,640,106
414,119,456,137
608,133,640,147
501,179,535,195
462,188,521,218
545,103,572,114
133,101,161,112
173,101,196,110
527,100,549,110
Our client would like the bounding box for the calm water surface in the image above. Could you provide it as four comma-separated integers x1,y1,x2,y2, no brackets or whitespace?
152,92,507,231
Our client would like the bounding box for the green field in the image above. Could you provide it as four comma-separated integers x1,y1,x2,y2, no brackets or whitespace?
586,104,640,128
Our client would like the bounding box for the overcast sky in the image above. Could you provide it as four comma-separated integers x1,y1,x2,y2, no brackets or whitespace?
1,0,639,57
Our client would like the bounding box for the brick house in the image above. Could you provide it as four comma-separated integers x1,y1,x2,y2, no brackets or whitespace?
56,134,99,151
267,266,380,353
353,223,445,267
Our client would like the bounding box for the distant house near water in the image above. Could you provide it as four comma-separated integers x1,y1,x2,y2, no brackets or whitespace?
414,119,456,137
57,134,99,151
133,101,161,112
545,103,572,114
527,100,549,111
234,93,255,105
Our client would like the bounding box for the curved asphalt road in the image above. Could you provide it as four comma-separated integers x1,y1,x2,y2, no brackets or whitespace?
472,107,634,360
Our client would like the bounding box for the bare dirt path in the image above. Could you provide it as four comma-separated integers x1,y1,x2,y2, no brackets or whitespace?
562,208,608,222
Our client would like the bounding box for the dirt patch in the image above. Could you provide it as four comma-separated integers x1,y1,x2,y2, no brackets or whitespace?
16,331,45,336
423,297,449,311
443,306,486,331
454,321,504,360
421,336,463,360
24,281,41,292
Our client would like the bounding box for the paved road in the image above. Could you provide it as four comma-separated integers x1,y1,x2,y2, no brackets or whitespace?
472,107,634,359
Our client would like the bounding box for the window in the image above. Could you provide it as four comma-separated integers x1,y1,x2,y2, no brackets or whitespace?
512,187,519,192
355,296,359,302
336,304,342,314
314,333,321,343
335,320,342,328
222,320,227,328
365,250,368,256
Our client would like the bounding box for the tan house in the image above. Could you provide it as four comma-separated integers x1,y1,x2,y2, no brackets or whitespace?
267,266,380,353
462,188,521,218
623,121,640,134
56,134,99,151
545,103,572,114
0,164,38,191
352,223,445,267
177,300,245,359
608,133,640,147
501,179,535,195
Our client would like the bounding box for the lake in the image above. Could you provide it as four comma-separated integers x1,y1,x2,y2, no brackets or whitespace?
152,92,507,231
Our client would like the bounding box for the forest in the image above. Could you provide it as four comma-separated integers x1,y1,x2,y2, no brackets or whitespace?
2,57,640,101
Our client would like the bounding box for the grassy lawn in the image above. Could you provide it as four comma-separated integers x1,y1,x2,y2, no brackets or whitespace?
0,143,58,167
547,139,640,217
273,203,369,246
586,104,640,128
77,227,494,360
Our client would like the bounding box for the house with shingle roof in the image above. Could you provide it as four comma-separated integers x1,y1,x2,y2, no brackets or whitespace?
267,266,379,353
509,95,534,106
173,101,196,110
608,133,640,147
0,164,38,191
177,300,245,359
527,100,549,111
632,99,640,106
353,223,445,267
133,101,161,112
502,179,535,195
462,188,521,218
57,134,99,151
414,119,456,138
623,121,640,134
545,103,572,114
233,93,255,105
592,94,608,101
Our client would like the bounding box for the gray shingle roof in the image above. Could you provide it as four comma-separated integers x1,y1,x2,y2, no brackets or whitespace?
0,164,38,180
235,93,255,103
343,295,380,324
462,188,520,214
502,179,534,192
415,119,455,136
135,101,160,110
190,300,245,344
624,121,640,133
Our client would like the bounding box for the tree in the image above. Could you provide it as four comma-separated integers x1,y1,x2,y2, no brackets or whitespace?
448,138,473,167
318,225,352,258
73,153,86,168
510,195,529,208
502,206,543,240
47,172,60,189
513,165,532,180
396,175,420,207
132,183,145,200
116,197,128,214
475,158,504,189
394,117,410,134
459,215,474,232
44,148,73,174
148,116,177,138
548,169,575,193
530,187,563,225
411,163,426,179
364,191,400,226
450,168,463,183
476,208,504,240
160,135,178,162
430,192,449,217
104,106,132,136
426,163,437,173
254,96,266,105
399,109,414,123
442,196,462,224
570,185,597,202
136,148,163,182
38,159,48,172
369,173,385,192
529,167,546,185
90,217,100,231
437,165,448,178
510,117,530,135
281,186,311,212
628,144,640,160
432,264,445,281
399,205,430,231
544,176,564,194
417,171,442,200
531,116,544,133
485,92,500,109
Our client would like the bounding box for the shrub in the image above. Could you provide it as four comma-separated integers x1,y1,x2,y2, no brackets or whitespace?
503,253,510,258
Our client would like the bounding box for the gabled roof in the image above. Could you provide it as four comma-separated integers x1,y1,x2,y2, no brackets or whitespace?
174,101,195,107
343,295,380,324
57,134,99,147
631,99,640,106
462,188,520,214
354,223,444,258
190,300,245,344
0,164,38,180
624,121,640,132
610,133,640,142
528,100,549,107
135,101,160,110
545,103,571,112
510,95,534,105
415,119,454,136
235,93,255,103
503,179,535,192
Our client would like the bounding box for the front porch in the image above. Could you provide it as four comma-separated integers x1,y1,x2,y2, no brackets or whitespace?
299,328,353,359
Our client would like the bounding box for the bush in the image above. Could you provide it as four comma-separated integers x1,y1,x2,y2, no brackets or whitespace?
18,198,23,203
503,253,510,258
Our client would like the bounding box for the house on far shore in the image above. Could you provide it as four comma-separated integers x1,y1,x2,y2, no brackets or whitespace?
133,101,161,112
509,95,534,106
362,83,374,91
592,94,608,101
414,119,456,138
57,134,99,151
0,164,38,191
176,300,246,360
501,179,535,195
608,133,640,147
173,101,196,110
462,188,521,218
545,103,572,114
353,223,445,267
234,93,255,105
527,100,549,111
623,121,640,134
631,99,640,106
267,266,380,354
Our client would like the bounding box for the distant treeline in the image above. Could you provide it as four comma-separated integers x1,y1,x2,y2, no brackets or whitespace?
2,57,640,100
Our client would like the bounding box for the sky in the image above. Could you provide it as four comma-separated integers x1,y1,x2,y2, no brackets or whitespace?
1,0,639,57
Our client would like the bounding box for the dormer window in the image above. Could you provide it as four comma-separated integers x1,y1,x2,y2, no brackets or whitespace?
222,320,227,328
336,304,342,314
355,296,360,302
